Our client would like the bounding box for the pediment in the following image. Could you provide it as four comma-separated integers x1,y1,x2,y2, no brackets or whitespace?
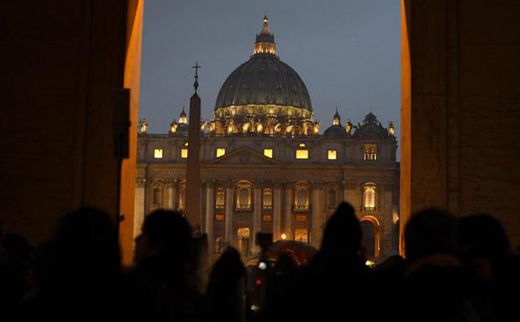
206,146,283,166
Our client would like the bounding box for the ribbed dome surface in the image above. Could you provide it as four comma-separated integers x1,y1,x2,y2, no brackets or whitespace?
215,54,312,111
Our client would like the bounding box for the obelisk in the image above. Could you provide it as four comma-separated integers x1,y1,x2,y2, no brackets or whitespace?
185,63,202,232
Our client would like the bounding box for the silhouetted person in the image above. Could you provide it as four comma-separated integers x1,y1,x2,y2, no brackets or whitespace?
0,232,34,319
130,209,202,322
402,208,475,322
370,254,406,319
261,202,372,322
203,247,245,322
23,207,126,322
458,214,518,321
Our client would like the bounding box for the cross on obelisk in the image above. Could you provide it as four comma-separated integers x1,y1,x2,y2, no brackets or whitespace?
187,62,207,293
192,62,201,92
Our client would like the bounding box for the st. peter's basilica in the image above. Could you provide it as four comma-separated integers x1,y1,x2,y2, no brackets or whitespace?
135,17,399,262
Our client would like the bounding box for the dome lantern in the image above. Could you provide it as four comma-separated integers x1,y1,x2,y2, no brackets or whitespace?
332,108,341,126
254,16,276,55
179,108,187,125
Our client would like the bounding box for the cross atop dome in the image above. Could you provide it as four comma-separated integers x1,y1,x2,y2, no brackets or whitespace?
254,16,276,55
261,15,270,34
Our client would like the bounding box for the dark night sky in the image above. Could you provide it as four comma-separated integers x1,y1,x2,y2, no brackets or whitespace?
139,0,400,142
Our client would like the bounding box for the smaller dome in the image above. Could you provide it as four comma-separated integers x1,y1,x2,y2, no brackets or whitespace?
323,111,347,137
323,125,347,137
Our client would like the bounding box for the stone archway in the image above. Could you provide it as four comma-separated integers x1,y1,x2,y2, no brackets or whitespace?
360,216,381,258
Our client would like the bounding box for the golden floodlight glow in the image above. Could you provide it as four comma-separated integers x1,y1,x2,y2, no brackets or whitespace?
181,148,188,159
264,148,273,158
296,149,309,159
328,149,337,160
216,148,226,158
281,233,287,240
154,149,163,159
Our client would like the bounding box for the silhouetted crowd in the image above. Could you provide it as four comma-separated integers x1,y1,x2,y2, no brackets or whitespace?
1,203,519,322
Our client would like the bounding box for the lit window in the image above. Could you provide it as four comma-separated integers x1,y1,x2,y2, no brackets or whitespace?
216,148,226,158
215,188,225,209
181,142,188,159
236,186,251,209
264,148,273,158
364,144,377,161
154,149,163,159
328,149,337,160
363,186,376,211
295,187,309,210
299,143,306,147
262,215,272,222
262,189,273,209
296,149,309,159
215,214,225,221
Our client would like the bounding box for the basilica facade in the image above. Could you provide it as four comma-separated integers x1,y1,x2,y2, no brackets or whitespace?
135,17,399,262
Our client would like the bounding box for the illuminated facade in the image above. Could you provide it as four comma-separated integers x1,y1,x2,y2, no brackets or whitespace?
135,17,399,262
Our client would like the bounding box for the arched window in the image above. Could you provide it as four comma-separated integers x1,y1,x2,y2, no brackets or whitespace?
178,184,186,209
295,186,309,210
236,182,251,209
327,188,336,208
263,188,273,209
153,188,161,205
214,237,223,254
363,184,376,211
215,188,225,209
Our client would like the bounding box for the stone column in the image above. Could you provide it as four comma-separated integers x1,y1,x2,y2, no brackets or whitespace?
311,184,323,248
225,184,234,247
382,185,393,256
134,179,147,239
342,180,348,202
252,185,262,253
273,183,282,241
171,180,178,210
165,180,175,210
205,181,214,252
284,185,292,239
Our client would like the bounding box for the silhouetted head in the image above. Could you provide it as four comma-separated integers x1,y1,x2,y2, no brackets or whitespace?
134,210,191,264
53,207,120,274
321,202,361,256
405,208,458,263
208,247,245,289
3,233,33,266
458,214,510,265
0,219,4,238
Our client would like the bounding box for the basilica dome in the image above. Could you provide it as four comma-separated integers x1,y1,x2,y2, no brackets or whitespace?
214,17,312,112
211,17,318,137
215,54,312,111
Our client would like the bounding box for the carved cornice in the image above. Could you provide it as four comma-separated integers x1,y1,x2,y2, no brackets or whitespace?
136,178,147,188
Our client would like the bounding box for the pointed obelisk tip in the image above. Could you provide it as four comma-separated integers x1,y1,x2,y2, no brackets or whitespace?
192,62,201,93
